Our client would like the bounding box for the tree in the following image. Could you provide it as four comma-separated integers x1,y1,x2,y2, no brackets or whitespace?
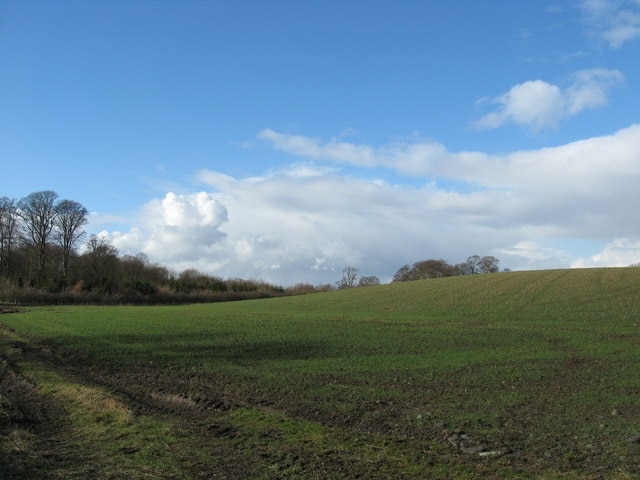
0,197,19,278
80,235,120,293
413,259,454,279
173,268,226,293
18,191,59,286
478,255,500,273
465,255,482,275
358,275,380,287
54,199,88,286
337,266,359,289
392,259,454,282
121,253,149,283
392,264,412,282
393,255,502,280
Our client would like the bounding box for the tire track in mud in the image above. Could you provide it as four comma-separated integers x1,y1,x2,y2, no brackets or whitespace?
4,322,639,479
85,367,238,420
2,320,240,427
0,353,67,432
0,328,273,479
5,337,442,480
18,339,241,426
0,349,88,479
4,338,397,480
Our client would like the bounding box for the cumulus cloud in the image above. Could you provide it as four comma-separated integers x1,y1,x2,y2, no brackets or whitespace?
160,192,227,229
475,80,565,131
580,0,640,48
572,238,640,267
104,192,228,265
474,69,623,131
193,168,512,283
103,125,640,285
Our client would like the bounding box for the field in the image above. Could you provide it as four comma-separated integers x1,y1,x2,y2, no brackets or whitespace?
1,268,639,479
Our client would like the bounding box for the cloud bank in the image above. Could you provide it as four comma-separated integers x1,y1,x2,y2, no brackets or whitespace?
98,124,640,285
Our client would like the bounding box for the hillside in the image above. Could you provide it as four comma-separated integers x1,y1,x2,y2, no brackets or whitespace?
1,268,639,479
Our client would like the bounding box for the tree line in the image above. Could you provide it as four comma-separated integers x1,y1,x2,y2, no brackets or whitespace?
2,190,504,305
334,256,501,290
0,191,285,304
392,255,501,282
1,191,88,289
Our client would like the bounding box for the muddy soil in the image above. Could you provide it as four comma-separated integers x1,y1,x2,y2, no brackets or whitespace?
1,324,639,479
0,352,86,479
0,340,264,479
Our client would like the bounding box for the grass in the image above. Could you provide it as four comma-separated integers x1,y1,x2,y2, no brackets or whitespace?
0,326,205,479
1,268,639,478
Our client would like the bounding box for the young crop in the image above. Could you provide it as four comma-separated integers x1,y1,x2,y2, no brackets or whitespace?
1,267,639,479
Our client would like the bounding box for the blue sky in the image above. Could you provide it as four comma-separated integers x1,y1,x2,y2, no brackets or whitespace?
2,0,640,285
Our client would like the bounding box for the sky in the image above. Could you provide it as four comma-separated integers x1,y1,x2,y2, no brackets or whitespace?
1,0,640,286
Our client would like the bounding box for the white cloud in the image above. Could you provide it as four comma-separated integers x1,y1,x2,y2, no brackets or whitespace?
258,128,496,180
259,123,640,194
257,129,379,167
581,0,640,48
104,192,228,264
475,80,565,131
160,192,227,228
474,69,623,131
572,238,640,267
565,68,624,113
497,241,573,270
103,125,640,285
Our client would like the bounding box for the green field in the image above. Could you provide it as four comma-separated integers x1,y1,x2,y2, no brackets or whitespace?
1,268,639,479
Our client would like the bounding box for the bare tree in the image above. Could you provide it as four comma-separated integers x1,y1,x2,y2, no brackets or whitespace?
358,275,380,287
81,235,120,293
18,191,59,285
54,199,88,286
0,197,19,278
337,266,359,289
